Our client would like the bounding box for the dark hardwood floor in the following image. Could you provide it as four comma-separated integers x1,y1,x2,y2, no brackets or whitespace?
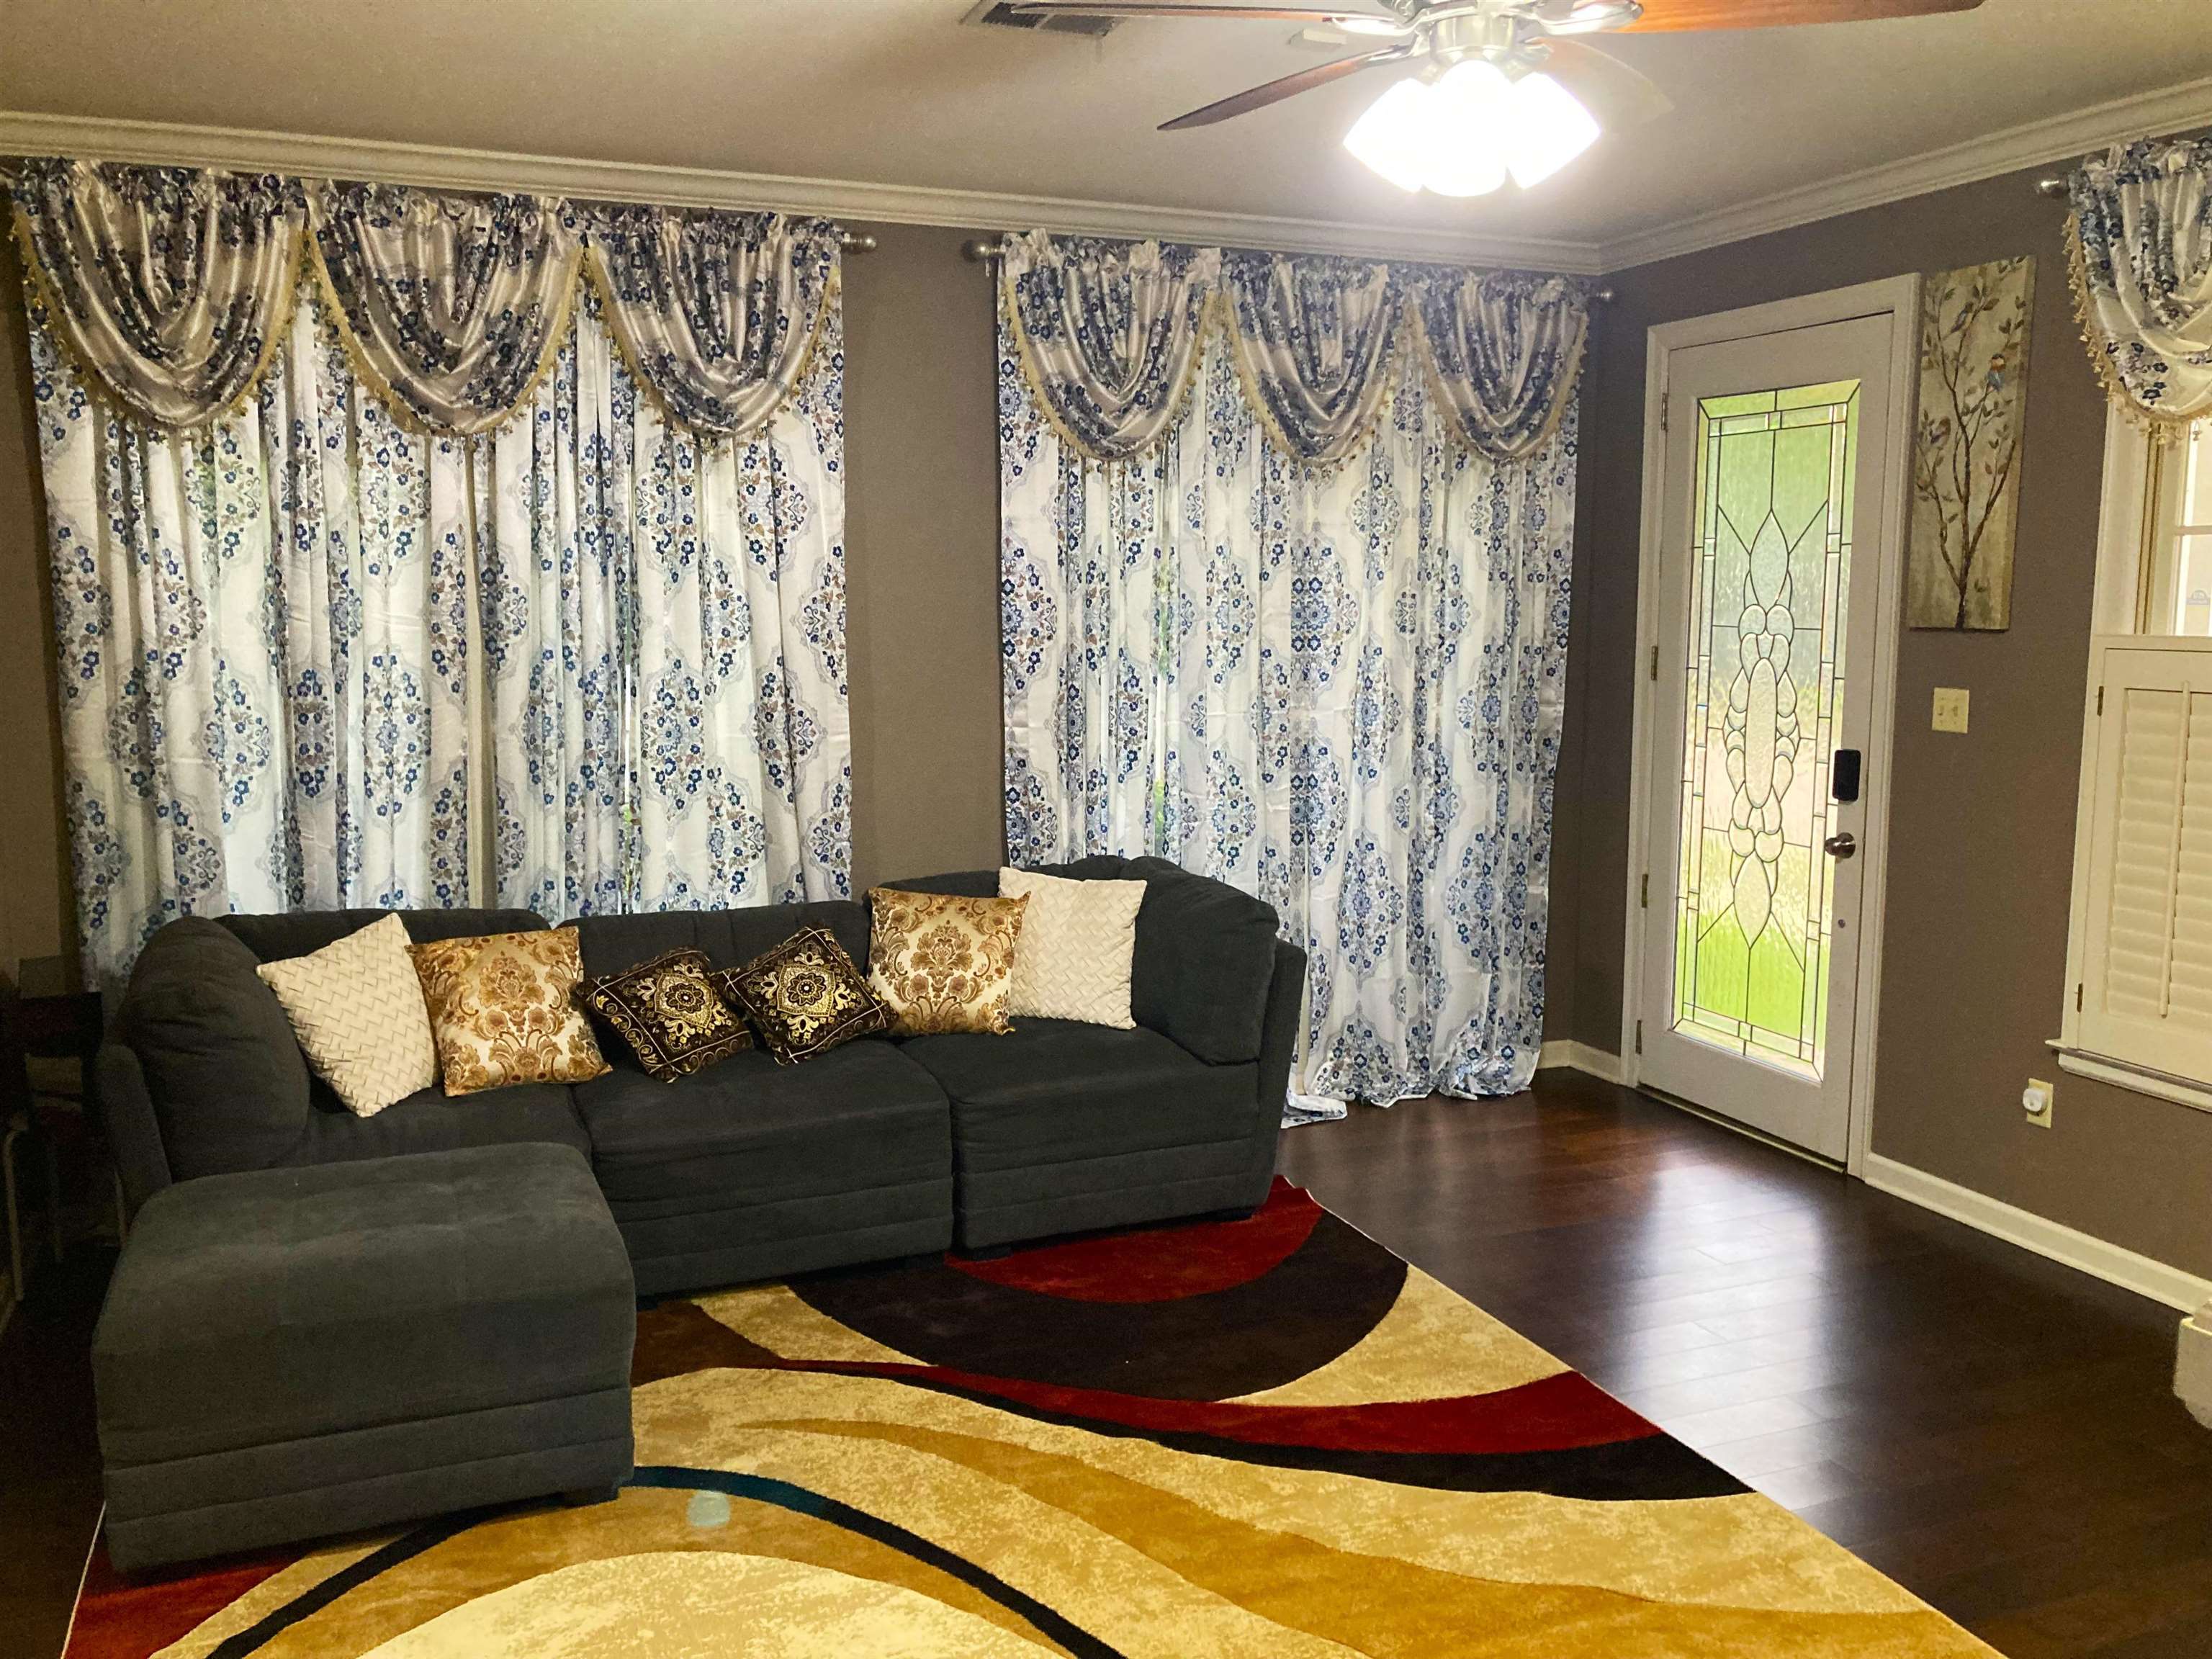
1280,1071,2212,1659
3,1067,2208,1657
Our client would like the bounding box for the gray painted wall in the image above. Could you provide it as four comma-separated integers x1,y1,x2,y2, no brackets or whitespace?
1552,158,2212,1278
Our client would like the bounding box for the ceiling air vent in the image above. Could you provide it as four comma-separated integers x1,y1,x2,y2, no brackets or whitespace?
963,1,1120,38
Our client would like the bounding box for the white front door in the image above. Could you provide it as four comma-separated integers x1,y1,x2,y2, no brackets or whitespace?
1637,307,1905,1162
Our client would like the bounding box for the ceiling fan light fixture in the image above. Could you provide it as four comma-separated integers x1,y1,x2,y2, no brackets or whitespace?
1501,70,1601,188
1342,53,1601,198
1341,76,1438,193
1423,60,1513,197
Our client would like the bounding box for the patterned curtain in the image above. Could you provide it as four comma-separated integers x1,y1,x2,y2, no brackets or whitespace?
17,161,850,984
1000,263,1578,1115
2069,137,2212,430
30,289,479,981
478,286,851,920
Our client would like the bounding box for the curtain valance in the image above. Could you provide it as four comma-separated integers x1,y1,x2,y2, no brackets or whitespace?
10,158,307,428
9,157,841,440
310,181,582,436
1415,269,1588,461
999,229,1589,467
2068,136,2212,431
585,205,839,437
1001,231,1220,463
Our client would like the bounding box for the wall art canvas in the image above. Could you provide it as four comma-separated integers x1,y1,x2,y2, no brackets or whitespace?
1907,256,2034,630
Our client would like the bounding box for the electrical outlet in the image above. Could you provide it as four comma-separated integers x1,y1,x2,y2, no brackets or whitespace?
2021,1078,2054,1128
1932,687,1971,734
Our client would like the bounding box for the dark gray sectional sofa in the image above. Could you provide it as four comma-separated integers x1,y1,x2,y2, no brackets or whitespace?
88,856,1302,1572
97,855,1303,1295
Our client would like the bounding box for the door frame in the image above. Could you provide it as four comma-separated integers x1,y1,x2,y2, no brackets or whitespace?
1617,276,1922,1178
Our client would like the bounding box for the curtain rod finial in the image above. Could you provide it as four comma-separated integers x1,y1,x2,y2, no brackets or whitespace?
963,236,1011,263
2036,178,2069,198
840,231,878,253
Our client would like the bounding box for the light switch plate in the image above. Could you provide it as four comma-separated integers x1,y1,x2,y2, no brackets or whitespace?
1932,687,1970,734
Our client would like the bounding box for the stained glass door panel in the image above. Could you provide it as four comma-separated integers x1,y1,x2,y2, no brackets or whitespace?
1671,380,1860,1080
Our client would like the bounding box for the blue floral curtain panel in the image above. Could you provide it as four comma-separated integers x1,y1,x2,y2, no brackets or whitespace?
999,233,1583,1115
14,159,850,985
2069,137,2212,430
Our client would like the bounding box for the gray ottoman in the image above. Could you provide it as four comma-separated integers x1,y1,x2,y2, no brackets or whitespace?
94,1143,635,1574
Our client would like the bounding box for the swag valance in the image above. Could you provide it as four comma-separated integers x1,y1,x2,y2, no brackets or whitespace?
9,156,842,440
999,228,1589,466
2068,136,2212,431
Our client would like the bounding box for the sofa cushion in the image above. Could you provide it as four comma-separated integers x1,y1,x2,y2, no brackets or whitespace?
899,1019,1260,1174
279,1082,592,1168
574,1040,951,1214
219,909,549,965
92,1143,634,1470
570,902,871,981
120,919,310,1180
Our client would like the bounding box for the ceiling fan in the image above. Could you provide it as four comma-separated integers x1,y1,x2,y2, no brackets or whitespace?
1008,0,1983,197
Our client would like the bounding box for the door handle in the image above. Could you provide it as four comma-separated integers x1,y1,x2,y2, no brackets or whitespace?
1823,832,1857,860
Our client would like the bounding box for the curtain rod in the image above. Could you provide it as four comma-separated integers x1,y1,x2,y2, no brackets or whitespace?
2036,179,2069,197
958,234,1612,297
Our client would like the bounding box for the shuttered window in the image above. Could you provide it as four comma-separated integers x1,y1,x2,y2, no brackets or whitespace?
2077,645,2212,1084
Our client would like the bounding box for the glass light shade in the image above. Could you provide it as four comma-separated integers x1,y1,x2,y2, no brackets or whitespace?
1341,76,1436,194
1502,71,1601,189
1421,59,1511,197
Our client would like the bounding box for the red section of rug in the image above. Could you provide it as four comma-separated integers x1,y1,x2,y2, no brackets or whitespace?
947,1176,1322,1302
797,1359,1662,1454
66,1542,294,1659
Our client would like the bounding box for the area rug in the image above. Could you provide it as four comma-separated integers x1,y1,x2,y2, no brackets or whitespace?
66,1179,1995,1657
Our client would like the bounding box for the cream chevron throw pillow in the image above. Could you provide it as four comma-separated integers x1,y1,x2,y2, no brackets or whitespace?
257,914,439,1117
999,867,1145,1028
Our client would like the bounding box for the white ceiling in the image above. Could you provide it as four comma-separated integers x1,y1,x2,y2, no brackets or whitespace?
4,0,2209,264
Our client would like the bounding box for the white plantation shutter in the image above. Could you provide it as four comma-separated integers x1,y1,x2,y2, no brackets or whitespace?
2079,645,2212,1081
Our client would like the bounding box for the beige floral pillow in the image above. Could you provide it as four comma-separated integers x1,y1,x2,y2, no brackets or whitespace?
866,888,1029,1036
410,926,611,1096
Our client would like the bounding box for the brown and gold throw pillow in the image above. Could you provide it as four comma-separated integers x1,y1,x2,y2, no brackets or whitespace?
410,925,611,1097
719,928,888,1065
577,947,752,1081
866,887,1029,1036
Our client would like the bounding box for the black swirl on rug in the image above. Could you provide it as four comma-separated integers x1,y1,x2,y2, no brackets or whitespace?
789,1203,1409,1400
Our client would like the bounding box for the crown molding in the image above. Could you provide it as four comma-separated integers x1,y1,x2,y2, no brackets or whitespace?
1596,74,2212,274
0,109,1607,274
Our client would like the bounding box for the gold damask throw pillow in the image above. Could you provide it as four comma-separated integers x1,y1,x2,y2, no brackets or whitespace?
410,926,611,1097
577,947,752,1081
719,928,887,1065
866,888,1029,1036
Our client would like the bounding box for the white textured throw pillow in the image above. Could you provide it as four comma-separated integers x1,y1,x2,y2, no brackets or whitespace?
256,914,439,1117
999,867,1145,1028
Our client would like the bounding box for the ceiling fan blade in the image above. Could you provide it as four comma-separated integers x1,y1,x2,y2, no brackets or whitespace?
1159,48,1404,130
1010,2,1408,26
1541,40,1673,129
1624,0,1980,29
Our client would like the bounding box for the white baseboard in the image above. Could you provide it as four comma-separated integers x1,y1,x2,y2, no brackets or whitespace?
1862,1153,2212,1313
1537,1040,1629,1086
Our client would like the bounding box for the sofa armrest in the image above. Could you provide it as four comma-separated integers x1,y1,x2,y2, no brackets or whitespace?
93,1042,172,1219
1256,939,1308,1130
